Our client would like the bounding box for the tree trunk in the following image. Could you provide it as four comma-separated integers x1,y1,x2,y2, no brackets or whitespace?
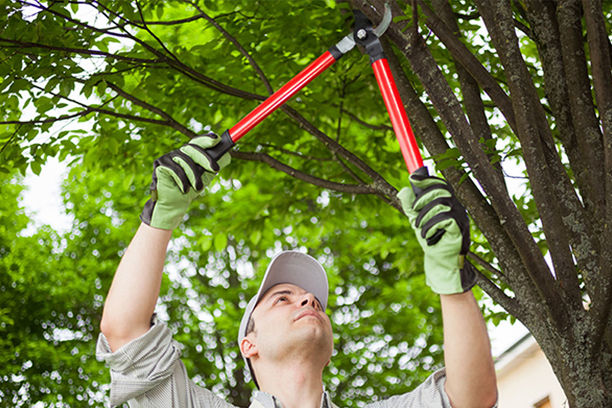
353,1,612,406
534,319,611,407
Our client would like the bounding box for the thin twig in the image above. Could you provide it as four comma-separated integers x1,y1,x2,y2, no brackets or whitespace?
16,0,134,41
26,82,176,129
467,250,505,278
0,38,159,64
0,125,22,156
281,105,397,197
105,82,196,137
231,150,377,194
256,143,334,162
340,107,394,131
0,110,91,126
470,260,522,319
135,0,181,64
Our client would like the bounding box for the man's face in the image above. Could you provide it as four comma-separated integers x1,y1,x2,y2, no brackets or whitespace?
246,283,334,366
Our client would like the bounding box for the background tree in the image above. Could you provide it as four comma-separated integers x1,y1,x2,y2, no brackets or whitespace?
0,175,111,406
0,0,610,407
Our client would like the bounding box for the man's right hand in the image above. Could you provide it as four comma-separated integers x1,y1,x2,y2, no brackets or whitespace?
140,133,231,230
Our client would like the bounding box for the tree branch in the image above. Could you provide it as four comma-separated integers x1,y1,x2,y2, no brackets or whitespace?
135,0,182,64
16,0,134,41
25,2,263,103
340,107,394,131
24,81,187,132
105,82,196,137
0,38,159,64
469,257,522,320
279,105,401,210
255,143,334,162
415,0,518,134
520,0,584,306
143,13,205,25
0,110,92,126
0,125,22,156
86,0,272,103
467,250,505,279
89,0,145,30
230,150,377,195
430,0,506,187
379,35,544,310
471,0,593,326
557,0,605,220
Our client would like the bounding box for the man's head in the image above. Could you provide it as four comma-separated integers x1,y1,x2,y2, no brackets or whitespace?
237,251,334,387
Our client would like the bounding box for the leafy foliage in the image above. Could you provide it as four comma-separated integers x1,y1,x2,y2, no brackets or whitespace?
1,0,612,407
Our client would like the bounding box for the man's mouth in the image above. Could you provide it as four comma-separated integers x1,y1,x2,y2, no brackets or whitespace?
294,310,321,321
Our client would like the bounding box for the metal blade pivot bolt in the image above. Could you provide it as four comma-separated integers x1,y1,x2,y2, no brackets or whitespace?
356,29,367,39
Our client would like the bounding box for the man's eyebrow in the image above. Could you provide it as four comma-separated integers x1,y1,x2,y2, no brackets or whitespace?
265,289,294,303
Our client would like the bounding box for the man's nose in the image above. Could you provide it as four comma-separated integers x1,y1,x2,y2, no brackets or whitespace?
300,293,319,310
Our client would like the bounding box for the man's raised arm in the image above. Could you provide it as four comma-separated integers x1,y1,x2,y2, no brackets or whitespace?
99,133,231,352
441,291,497,408
398,173,497,408
100,224,172,352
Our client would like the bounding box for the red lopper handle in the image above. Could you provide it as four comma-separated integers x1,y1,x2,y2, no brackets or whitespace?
371,58,423,174
205,51,340,161
229,51,338,142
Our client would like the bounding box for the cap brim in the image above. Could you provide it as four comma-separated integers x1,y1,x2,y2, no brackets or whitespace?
255,251,328,310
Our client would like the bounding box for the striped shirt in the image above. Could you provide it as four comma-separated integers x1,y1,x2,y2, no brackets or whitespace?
96,317,454,407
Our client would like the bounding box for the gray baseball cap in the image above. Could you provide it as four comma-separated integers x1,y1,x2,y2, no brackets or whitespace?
237,250,329,386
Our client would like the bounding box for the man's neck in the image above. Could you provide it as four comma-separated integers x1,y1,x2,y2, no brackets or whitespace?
256,359,325,408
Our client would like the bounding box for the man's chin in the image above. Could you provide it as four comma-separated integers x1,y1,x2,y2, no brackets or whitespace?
290,325,333,351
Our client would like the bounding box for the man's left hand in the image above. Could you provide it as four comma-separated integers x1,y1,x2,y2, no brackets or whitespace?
398,173,477,294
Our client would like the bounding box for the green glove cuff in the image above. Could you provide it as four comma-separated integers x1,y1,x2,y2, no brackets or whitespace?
141,134,231,230
398,174,476,294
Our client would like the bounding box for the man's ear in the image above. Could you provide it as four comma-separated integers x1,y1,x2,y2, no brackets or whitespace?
240,336,258,359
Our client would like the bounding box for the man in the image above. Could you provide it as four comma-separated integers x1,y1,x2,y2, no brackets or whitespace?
97,133,498,407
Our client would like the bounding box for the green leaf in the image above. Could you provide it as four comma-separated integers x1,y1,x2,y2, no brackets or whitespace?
250,230,262,245
200,235,213,251
30,160,42,175
213,233,228,252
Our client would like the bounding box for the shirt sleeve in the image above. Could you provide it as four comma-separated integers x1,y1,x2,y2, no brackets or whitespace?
96,316,235,408
364,369,453,408
364,368,498,408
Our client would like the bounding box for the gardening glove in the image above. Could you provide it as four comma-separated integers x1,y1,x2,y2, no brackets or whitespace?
397,173,477,294
140,133,231,230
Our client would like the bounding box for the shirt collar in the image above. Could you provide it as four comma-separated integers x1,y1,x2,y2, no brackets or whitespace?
251,390,333,408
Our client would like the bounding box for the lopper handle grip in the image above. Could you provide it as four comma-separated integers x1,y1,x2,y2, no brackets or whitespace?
205,130,235,163
409,166,429,196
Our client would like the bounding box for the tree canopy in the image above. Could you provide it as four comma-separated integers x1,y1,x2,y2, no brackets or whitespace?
1,0,611,407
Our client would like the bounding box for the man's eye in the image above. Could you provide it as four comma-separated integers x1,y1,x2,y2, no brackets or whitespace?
276,296,288,303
